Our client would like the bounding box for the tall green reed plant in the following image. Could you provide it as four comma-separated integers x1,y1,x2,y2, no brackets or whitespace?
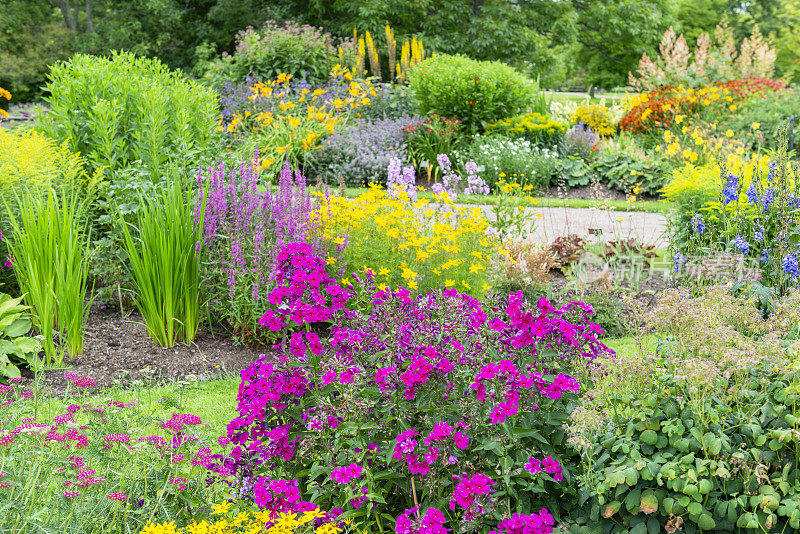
5,188,92,366
119,181,206,347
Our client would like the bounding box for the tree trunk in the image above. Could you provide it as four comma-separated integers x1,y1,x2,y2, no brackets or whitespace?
86,1,93,32
53,0,76,31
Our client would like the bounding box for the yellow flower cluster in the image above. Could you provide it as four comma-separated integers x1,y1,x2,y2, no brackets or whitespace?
220,65,377,176
484,113,566,142
312,186,504,296
0,86,10,119
661,153,795,220
656,126,747,165
570,105,615,137
0,129,100,194
140,509,339,534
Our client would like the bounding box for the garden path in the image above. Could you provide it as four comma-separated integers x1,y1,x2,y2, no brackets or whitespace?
475,205,669,248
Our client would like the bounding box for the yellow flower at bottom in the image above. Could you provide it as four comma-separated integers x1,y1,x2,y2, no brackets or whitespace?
316,524,341,534
445,279,455,287
141,522,179,534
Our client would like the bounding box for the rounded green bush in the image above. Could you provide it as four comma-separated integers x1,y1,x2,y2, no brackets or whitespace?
205,21,347,87
409,54,535,132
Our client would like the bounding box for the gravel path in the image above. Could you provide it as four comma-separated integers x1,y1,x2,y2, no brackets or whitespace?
476,205,670,248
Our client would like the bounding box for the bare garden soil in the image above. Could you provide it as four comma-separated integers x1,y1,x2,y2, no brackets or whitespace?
25,306,260,391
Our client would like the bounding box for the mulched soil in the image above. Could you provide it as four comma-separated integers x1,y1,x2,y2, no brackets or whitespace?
25,306,261,390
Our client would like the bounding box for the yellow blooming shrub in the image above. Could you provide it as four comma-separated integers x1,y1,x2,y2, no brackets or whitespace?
140,509,340,534
223,66,377,178
661,154,796,224
484,112,566,147
0,129,99,194
312,186,503,297
570,104,615,137
0,86,10,119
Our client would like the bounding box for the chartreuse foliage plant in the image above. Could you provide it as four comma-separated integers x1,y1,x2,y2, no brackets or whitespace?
485,113,566,148
409,54,536,132
38,51,218,179
119,180,205,347
5,187,92,365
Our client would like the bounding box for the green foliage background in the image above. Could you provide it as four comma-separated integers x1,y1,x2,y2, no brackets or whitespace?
1,0,798,101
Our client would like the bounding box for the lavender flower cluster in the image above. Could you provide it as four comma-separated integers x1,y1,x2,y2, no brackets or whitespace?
308,116,420,187
386,158,417,201
431,154,489,199
564,122,598,162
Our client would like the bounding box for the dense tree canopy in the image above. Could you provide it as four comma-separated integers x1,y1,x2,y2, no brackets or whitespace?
0,0,797,99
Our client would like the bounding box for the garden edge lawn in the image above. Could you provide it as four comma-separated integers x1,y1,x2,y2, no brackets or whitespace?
342,187,673,214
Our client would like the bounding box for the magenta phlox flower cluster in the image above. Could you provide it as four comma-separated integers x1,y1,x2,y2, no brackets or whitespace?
488,509,555,534
505,292,609,360
258,242,351,337
253,476,302,511
392,423,469,477
524,456,563,482
449,472,496,521
225,356,310,472
395,506,448,534
330,463,363,484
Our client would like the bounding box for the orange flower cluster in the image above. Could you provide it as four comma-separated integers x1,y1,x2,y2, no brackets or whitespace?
620,77,785,134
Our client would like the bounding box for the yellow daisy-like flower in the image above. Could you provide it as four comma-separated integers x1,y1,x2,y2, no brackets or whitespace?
725,130,734,137
445,279,455,287
752,122,760,130
212,502,232,515
141,522,179,534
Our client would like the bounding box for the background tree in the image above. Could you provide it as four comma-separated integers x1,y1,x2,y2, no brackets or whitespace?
570,0,675,89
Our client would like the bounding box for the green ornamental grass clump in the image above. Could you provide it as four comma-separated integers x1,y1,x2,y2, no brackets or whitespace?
410,54,536,132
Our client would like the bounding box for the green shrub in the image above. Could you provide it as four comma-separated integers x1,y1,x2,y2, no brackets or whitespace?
485,112,566,148
592,148,669,196
409,54,535,132
38,51,218,180
204,21,348,87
